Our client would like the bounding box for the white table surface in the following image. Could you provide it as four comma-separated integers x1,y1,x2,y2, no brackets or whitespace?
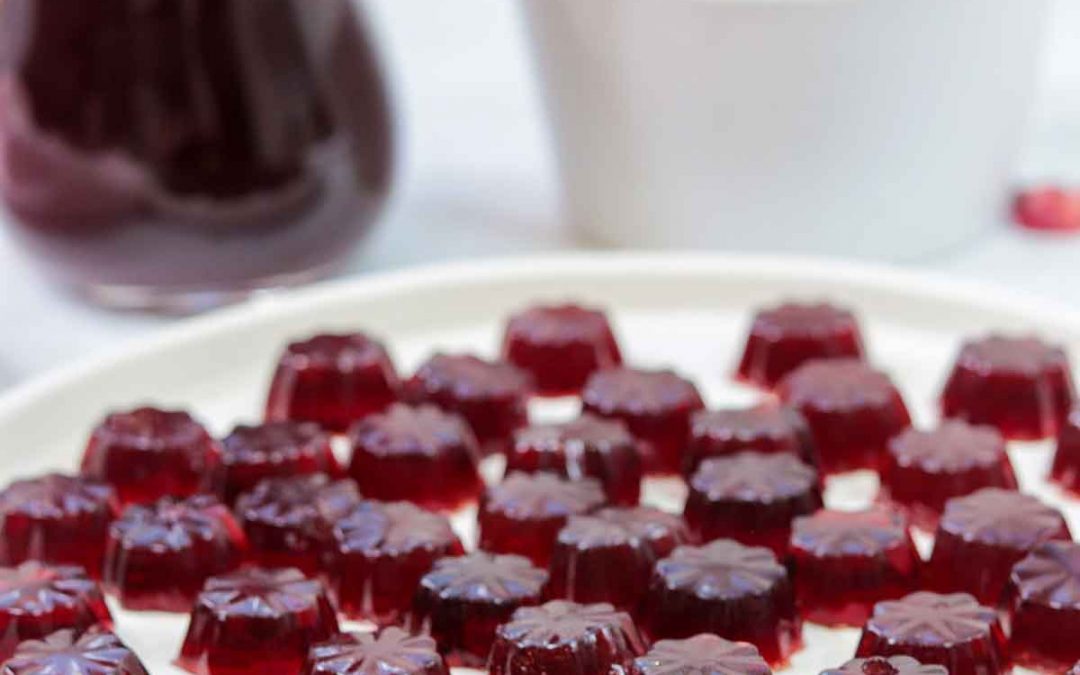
1,0,1079,391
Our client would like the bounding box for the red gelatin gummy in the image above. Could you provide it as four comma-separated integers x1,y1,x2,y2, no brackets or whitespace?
1013,186,1080,233
685,405,819,476
304,629,448,675
1,628,148,675
219,422,340,505
631,635,772,675
821,656,947,675
1051,408,1080,495
1006,540,1080,672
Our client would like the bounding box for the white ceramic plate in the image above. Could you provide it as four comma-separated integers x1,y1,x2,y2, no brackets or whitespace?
1,253,1077,674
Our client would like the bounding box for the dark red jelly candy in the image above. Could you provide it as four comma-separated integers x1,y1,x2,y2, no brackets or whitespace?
549,506,694,611
0,562,111,661
0,473,119,577
488,600,645,674
479,472,606,568
103,494,247,611
856,591,1009,675
501,304,622,395
80,407,223,506
304,629,448,675
1052,408,1080,495
178,567,339,675
220,422,341,505
685,405,819,476
326,500,463,625
821,656,947,675
736,302,865,389
235,475,360,574
926,488,1071,605
879,422,1017,530
410,552,548,667
1013,186,1080,233
684,452,821,556
631,635,772,675
403,354,531,455
582,367,705,474
1,628,148,675
266,333,400,432
789,507,920,627
507,415,642,506
777,359,911,474
348,403,483,510
1006,540,1080,671
640,539,801,666
941,335,1075,440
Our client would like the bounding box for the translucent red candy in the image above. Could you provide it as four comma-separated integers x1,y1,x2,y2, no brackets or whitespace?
1013,186,1080,233
479,473,606,567
582,367,705,474
2,628,147,675
103,494,247,611
855,591,1009,675
411,552,548,667
178,567,339,675
631,635,771,675
640,539,801,666
1006,540,1080,671
789,508,920,627
80,407,223,506
265,333,400,432
685,406,819,476
684,452,822,556
304,629,449,675
821,656,948,675
777,359,911,474
219,422,341,506
736,302,865,389
506,415,642,506
0,562,111,661
941,335,1076,440
926,488,1071,605
548,506,695,612
326,500,463,625
348,403,483,510
234,475,361,574
879,422,1017,530
488,600,645,674
403,354,532,456
501,304,622,395
1051,408,1080,495
0,473,119,577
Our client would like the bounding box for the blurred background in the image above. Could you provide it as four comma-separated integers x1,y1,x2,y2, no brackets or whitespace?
0,0,1078,389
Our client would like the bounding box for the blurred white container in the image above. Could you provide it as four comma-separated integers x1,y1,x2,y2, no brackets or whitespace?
521,0,1050,260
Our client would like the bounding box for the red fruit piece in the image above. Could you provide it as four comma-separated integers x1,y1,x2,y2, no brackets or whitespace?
1051,408,1080,495
404,354,531,456
220,422,340,506
0,562,111,661
684,452,822,557
488,600,646,674
177,567,339,675
582,367,705,475
777,360,911,474
789,507,920,627
266,333,400,432
736,302,865,389
410,552,548,667
926,488,1071,605
856,591,1009,675
103,494,247,612
507,415,642,506
1006,540,1080,672
821,656,948,675
479,473,606,568
304,629,448,675
1013,186,1080,233
685,406,819,476
941,335,1075,440
234,475,361,574
348,403,483,510
639,539,802,666
0,473,119,577
501,304,622,395
630,635,772,675
326,500,464,625
548,506,695,612
80,407,223,506
879,422,1017,530
1,628,148,675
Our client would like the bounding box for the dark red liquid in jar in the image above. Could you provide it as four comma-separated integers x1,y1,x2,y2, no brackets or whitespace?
0,0,392,300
